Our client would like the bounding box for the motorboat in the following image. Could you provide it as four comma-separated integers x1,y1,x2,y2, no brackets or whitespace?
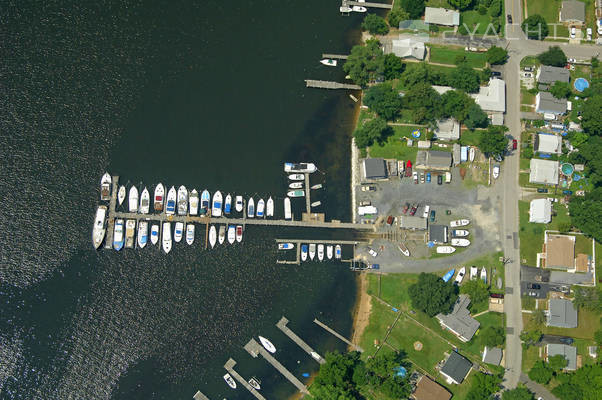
311,201,321,207
266,197,274,218
113,219,124,251
450,219,470,227
150,224,159,245
470,266,478,280
174,222,184,243
289,182,303,189
236,225,243,242
287,190,305,198
493,164,500,179
258,336,276,353
352,5,367,12
209,225,217,248
117,185,126,206
442,268,455,283
288,174,304,181
177,185,188,216
317,244,324,261
248,377,261,390
335,245,341,259
128,186,138,212
186,224,195,245
284,198,292,220
278,243,294,250
227,225,235,244
224,193,232,215
256,198,265,218
212,191,223,217
154,183,164,212
139,187,150,214
397,243,410,256
100,172,111,201
223,373,236,389
125,219,136,248
455,267,466,284
340,5,352,12
452,229,469,237
311,183,323,190
451,238,471,247
311,352,321,361
320,58,337,67
189,189,199,215
481,267,487,283
326,245,333,259
469,147,475,162
137,220,148,248
92,205,107,249
301,244,308,261
309,243,316,260
162,222,172,253
436,246,456,254
200,190,210,215
235,195,243,212
166,186,177,215
218,225,225,245
284,162,317,173
247,197,255,218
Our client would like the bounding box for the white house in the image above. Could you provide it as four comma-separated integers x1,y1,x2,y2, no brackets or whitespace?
529,198,552,223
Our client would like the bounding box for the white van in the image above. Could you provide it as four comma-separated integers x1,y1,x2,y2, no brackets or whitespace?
422,205,431,219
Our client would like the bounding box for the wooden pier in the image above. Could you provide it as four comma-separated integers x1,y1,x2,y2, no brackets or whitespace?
305,80,361,90
304,173,311,214
314,319,363,352
192,391,210,400
322,53,349,59
277,317,325,364
342,0,393,8
104,176,120,249
224,358,266,400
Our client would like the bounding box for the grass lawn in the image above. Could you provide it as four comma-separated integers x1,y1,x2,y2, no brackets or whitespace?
459,129,482,147
526,0,561,23
368,125,423,161
522,296,537,311
366,272,419,308
520,56,540,68
523,307,602,340
458,312,505,356
522,345,541,373
522,89,536,105
428,45,487,68
460,11,499,36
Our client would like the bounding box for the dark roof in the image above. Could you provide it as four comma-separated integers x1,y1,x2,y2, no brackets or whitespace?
363,158,387,179
441,352,472,383
429,224,448,243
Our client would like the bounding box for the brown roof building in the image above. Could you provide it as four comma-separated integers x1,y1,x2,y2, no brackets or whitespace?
575,253,590,272
412,376,452,400
543,234,575,270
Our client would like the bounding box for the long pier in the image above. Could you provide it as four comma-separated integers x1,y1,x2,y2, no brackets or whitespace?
343,0,393,8
275,239,361,265
224,359,266,400
104,176,119,249
322,53,349,59
305,80,362,90
314,319,363,352
277,317,325,364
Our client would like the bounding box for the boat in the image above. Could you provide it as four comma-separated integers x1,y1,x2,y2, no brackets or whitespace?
284,198,292,220
335,245,341,259
236,225,243,242
266,197,274,217
150,224,159,245
311,183,323,190
257,198,265,217
288,174,304,181
154,183,164,212
436,246,456,254
452,229,469,237
470,266,478,280
311,352,321,361
450,219,470,227
166,186,177,215
469,147,475,162
289,182,303,189
218,225,225,244
326,245,333,259
113,219,124,251
200,190,210,215
118,185,126,206
227,225,235,244
139,187,150,214
301,245,308,261
311,201,321,207
125,219,136,248
212,191,223,217
174,222,184,243
177,185,188,216
248,377,261,390
284,162,317,173
455,267,466,284
100,172,111,201
317,244,324,261
223,373,236,389
451,238,471,247
128,186,139,212
320,58,337,67
258,336,276,353
340,5,352,12
209,225,217,248
287,190,305,198
247,197,255,218
309,243,316,260
162,222,172,253
493,164,500,179
442,268,455,283
224,193,232,215
235,195,243,212
397,242,410,257
352,5,367,12
189,189,199,215
480,267,487,283
137,221,148,248
186,224,195,245
279,243,294,250
92,206,107,249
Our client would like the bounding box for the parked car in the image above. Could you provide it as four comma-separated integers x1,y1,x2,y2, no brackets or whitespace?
491,71,502,77
413,171,418,184
568,57,576,63
429,210,436,222
512,139,518,150
409,205,418,216
368,248,378,257
437,174,443,185
361,185,376,192
426,172,431,183
524,66,534,72
386,216,394,225
559,337,574,345
528,291,538,297
528,283,541,289
359,200,371,206
420,172,425,184
570,26,576,38
507,14,512,23
422,205,430,218
537,188,548,193
402,203,410,214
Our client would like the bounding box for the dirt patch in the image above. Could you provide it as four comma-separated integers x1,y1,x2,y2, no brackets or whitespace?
414,341,423,351
350,272,372,348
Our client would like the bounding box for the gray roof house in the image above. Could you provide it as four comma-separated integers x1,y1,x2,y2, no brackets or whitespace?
415,150,452,171
362,158,387,180
529,159,559,185
440,352,472,384
547,299,578,328
424,7,460,26
433,118,460,141
547,344,577,370
436,295,480,342
473,79,506,112
559,1,585,24
536,92,567,115
536,65,570,85
387,37,426,60
482,346,503,366
429,225,448,243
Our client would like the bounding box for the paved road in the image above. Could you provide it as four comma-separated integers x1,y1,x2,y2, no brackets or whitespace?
520,373,560,400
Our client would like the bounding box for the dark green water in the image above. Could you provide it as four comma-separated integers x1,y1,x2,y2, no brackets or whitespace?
0,1,365,399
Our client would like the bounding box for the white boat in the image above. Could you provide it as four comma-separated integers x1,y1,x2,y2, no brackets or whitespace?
288,174,304,181
150,224,159,245
450,219,470,227
139,187,150,214
177,185,188,216
397,243,410,256
493,164,500,179
209,225,217,248
335,245,342,259
165,186,177,215
289,182,303,189
186,224,195,245
469,147,475,162
287,190,305,198
317,244,324,261
248,377,261,391
247,197,255,218
174,222,184,243
326,245,333,259
224,193,232,215
257,198,265,217
455,267,466,284
301,244,308,261
125,219,136,248
100,172,111,201
128,186,139,212
113,219,124,251
189,189,199,215
154,183,164,212
352,5,367,12
320,58,337,67
311,183,323,190
452,229,469,237
309,243,316,260
137,221,148,248
480,267,487,283
451,238,471,247
284,198,292,220
470,266,478,280
258,336,276,353
235,195,243,212
92,205,107,249
223,373,236,389
311,201,321,207
200,190,210,215
278,243,294,250
340,5,352,12
284,162,317,173
266,197,274,218
236,225,243,243
436,246,456,254
311,352,321,361
117,185,126,206
162,222,172,254
227,225,235,244
212,191,223,217
218,225,225,244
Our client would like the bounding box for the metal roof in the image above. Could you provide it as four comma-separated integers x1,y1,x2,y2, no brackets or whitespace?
560,1,585,22
547,299,578,328
362,158,387,179
529,158,559,185
547,344,577,370
424,7,460,26
529,198,552,223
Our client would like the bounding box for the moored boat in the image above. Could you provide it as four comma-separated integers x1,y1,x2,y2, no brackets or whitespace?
436,246,456,254
397,242,410,256
320,58,337,67
92,205,107,249
128,186,138,212
311,201,321,207
236,225,243,242
118,185,126,206
451,238,471,247
257,198,265,217
335,245,342,259
227,225,235,244
113,219,124,251
352,5,367,12
311,183,323,190
470,266,478,280
258,336,276,353
212,190,223,217
288,174,304,181
326,245,333,259
166,186,177,215
162,222,172,253
455,266,466,284
174,222,184,243
247,197,255,218
284,162,317,173
480,267,487,283
125,219,136,248
452,229,469,237
150,224,159,245
177,185,188,216
100,172,111,201
442,268,456,283
287,190,305,198
154,183,164,212
317,244,324,261
223,374,236,389
209,225,217,248
301,244,308,261
289,182,303,189
137,220,148,248
189,189,199,215
450,219,470,227
139,187,150,214
200,190,210,215
284,198,292,220
218,225,225,244
186,224,195,245
235,195,243,212
278,243,294,250
266,197,274,217
224,193,232,215
248,377,261,390
309,243,316,260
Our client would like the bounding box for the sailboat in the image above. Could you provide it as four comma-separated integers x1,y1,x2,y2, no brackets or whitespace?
92,205,107,249
100,173,111,201
139,187,150,214
177,185,188,216
128,186,138,212
266,197,274,218
258,336,276,353
189,189,199,215
162,222,172,254
247,197,255,218
166,186,177,215
186,224,195,245
154,183,164,212
137,220,148,248
227,225,235,244
212,191,223,217
209,225,217,248
235,195,243,212
117,185,126,206
224,193,232,215
284,198,292,220
218,225,225,244
257,198,265,218
200,190,210,215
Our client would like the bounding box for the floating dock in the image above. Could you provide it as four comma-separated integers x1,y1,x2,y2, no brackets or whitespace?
322,53,349,59
277,317,325,364
275,239,361,265
224,358,266,400
342,0,393,8
314,318,363,352
305,80,362,90
193,391,210,400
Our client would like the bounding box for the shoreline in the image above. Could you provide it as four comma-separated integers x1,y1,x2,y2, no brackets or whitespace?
349,272,372,350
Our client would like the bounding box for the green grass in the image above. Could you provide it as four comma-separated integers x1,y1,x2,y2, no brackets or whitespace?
368,125,423,161
459,312,505,356
520,56,540,68
460,11,500,36
366,272,419,308
526,0,561,23
459,129,481,147
429,45,487,68
523,307,602,340
522,89,536,105
522,345,541,373
522,296,537,311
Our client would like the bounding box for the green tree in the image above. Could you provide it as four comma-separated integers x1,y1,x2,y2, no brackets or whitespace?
594,328,602,345
522,14,549,40
548,355,568,372
531,309,546,327
460,278,490,305
401,0,426,19
449,0,475,10
572,285,602,311
343,39,385,87
466,372,502,400
537,46,567,67
399,62,432,88
480,326,506,347
569,188,602,243
528,360,553,384
465,103,489,130
479,125,508,156
403,83,443,124
362,14,390,35
520,330,542,347
580,95,602,135
364,83,402,120
383,53,405,80
550,81,572,99
311,351,364,399
567,130,589,148
387,8,410,29
441,90,476,122
502,387,535,400
552,364,602,400
449,64,481,93
489,0,502,17
364,351,412,399
486,46,509,65
354,118,392,149
408,273,458,317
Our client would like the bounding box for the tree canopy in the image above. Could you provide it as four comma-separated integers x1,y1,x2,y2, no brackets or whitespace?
520,329,542,347
550,81,572,99
522,14,549,40
502,387,535,400
448,0,475,11
569,188,602,243
400,0,426,19
354,117,392,149
400,62,432,88
364,83,402,120
464,103,489,130
403,83,443,125
537,46,567,67
572,285,602,311
580,95,602,135
383,53,405,80
460,278,490,306
465,372,502,400
528,360,554,384
548,355,568,372
449,64,481,93
387,8,410,29
408,273,458,316
480,326,506,347
362,14,390,35
441,90,477,122
343,39,385,87
479,125,508,156
486,46,509,65
552,364,602,400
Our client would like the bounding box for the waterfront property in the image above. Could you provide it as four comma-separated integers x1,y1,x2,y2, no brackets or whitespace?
415,151,452,171
424,7,460,26
436,295,480,342
384,36,426,60
362,158,388,180
439,351,472,384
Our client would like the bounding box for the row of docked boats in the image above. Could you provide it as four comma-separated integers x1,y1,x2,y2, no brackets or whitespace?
278,243,342,262
442,266,487,285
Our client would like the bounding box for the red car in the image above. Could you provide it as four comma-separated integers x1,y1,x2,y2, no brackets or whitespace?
512,139,517,150
402,203,410,214
409,205,418,216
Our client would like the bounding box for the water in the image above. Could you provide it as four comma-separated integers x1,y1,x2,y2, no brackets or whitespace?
0,1,364,399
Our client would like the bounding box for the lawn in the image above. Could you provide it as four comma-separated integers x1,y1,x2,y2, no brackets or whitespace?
368,125,423,161
460,11,500,36
526,0,561,23
521,89,536,105
429,45,487,68
522,296,537,311
520,56,540,68
523,307,602,340
459,129,482,147
522,345,541,373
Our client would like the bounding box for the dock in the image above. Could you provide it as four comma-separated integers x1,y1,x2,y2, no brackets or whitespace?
275,239,362,265
193,391,210,400
343,0,393,8
224,358,266,400
304,173,311,214
322,53,349,60
104,175,119,249
314,318,363,352
244,338,310,395
305,80,362,90
277,317,325,364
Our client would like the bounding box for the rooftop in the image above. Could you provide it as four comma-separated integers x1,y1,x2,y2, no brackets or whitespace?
388,37,426,60
536,92,567,115
560,0,585,22
547,344,577,370
440,351,472,384
362,158,387,180
535,133,562,154
416,150,452,170
537,65,570,85
473,79,506,112
412,376,452,400
436,294,480,342
547,298,578,328
429,224,448,243
424,7,460,26
434,118,460,141
529,158,559,185
529,198,552,224
482,346,503,366
545,234,575,269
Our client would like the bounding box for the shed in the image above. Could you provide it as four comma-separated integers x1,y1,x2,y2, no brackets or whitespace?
362,158,387,180
412,376,452,400
482,347,503,366
424,7,460,26
400,216,428,230
429,224,448,243
547,299,578,328
547,344,577,370
535,133,562,154
440,352,472,384
529,159,559,185
560,0,585,24
529,198,552,223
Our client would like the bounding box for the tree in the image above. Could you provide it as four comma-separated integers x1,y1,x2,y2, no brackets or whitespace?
486,46,509,65
548,355,568,372
343,39,385,86
448,0,475,11
364,351,412,399
479,125,508,156
460,278,490,306
531,309,546,327
537,46,567,67
572,285,602,311
528,361,553,384
387,8,410,29
522,14,549,40
480,326,506,347
311,351,364,399
569,188,602,243
383,53,405,80
354,118,392,149
595,328,602,345
520,330,542,347
449,64,481,93
364,83,402,120
362,14,390,35
502,387,535,400
441,90,476,122
580,95,602,135
550,81,572,98
403,83,443,125
465,103,489,130
400,62,432,88
401,0,426,19
408,273,458,317
489,0,502,17
552,364,602,400
466,372,502,400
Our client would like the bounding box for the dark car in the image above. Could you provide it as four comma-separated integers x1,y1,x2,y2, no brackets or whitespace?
429,210,436,222
507,14,512,23
437,174,443,185
409,205,418,216
537,188,548,193
528,283,541,290
491,71,502,77
559,337,574,345
512,139,518,150
562,190,573,195
386,216,394,226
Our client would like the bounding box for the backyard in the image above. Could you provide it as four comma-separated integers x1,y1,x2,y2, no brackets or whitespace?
368,125,426,161
429,45,487,68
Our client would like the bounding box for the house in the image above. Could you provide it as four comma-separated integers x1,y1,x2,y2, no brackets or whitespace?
362,158,387,180
386,37,426,60
536,92,567,115
411,376,452,400
547,298,578,328
529,159,559,185
429,225,448,243
424,7,460,26
436,294,480,342
529,198,552,223
482,346,503,366
415,150,452,171
535,133,562,154
440,352,472,384
400,216,428,230
559,0,586,24
433,118,460,141
543,234,575,270
546,344,577,370
536,65,570,85
472,79,506,112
